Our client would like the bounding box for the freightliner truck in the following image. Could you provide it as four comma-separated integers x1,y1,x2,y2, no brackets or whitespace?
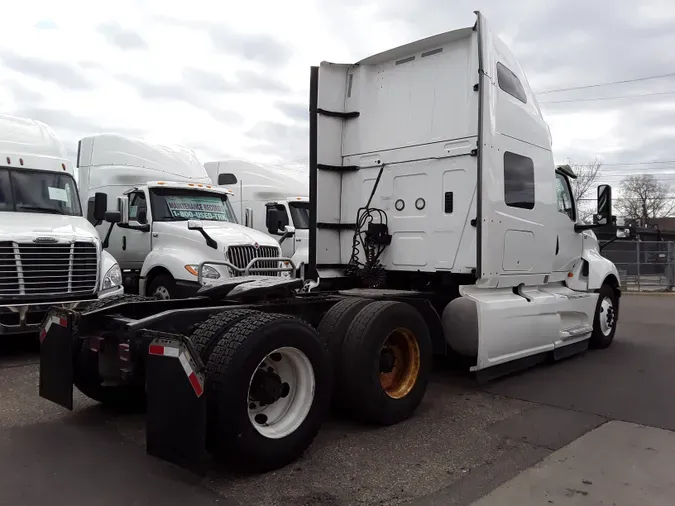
0,113,124,336
37,12,621,474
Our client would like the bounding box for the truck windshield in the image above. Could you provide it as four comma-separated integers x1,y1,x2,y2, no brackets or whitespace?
0,167,81,216
288,201,310,229
150,188,237,223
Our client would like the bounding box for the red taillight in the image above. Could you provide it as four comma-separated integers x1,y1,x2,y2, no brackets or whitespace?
19,158,23,166
5,157,10,164
118,343,131,361
89,337,105,352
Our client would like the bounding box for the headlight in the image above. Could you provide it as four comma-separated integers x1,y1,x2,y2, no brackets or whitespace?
102,263,122,290
185,264,221,279
279,260,292,278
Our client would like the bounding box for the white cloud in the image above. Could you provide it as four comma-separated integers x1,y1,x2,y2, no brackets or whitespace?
0,0,674,175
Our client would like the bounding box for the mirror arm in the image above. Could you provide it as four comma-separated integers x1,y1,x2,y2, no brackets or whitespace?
574,223,602,232
193,228,218,249
599,235,619,252
102,223,115,249
278,230,295,245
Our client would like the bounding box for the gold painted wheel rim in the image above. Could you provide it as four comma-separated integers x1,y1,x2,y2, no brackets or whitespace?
379,327,421,399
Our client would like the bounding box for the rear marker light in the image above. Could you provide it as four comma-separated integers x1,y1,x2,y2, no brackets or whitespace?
118,343,131,361
5,157,10,164
89,337,105,352
19,158,23,166
61,163,66,170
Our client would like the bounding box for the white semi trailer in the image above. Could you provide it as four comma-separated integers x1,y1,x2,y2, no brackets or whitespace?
38,12,620,475
0,113,123,336
205,160,310,277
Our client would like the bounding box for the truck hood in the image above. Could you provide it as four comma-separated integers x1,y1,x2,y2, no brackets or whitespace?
0,213,100,243
158,221,280,250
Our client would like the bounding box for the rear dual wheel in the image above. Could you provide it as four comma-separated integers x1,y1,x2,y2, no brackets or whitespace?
188,310,332,472
320,299,433,425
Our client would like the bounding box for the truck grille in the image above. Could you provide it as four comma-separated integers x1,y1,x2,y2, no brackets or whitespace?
226,245,280,276
0,241,98,298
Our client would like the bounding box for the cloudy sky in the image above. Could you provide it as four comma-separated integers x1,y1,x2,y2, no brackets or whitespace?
1,0,675,191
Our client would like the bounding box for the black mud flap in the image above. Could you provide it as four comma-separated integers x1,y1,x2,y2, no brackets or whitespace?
38,308,77,410
144,331,208,475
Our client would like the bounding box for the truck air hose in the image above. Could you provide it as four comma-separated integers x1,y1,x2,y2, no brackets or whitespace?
345,164,389,288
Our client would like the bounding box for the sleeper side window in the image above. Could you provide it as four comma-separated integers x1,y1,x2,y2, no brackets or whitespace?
504,152,535,210
497,62,528,104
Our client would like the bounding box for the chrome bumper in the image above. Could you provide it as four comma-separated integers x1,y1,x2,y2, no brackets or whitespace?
196,258,296,285
0,286,123,335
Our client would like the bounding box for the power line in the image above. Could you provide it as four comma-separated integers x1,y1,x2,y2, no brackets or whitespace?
536,71,675,95
578,197,675,201
571,160,675,167
539,90,675,104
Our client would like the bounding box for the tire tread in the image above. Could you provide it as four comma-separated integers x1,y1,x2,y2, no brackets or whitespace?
190,309,259,361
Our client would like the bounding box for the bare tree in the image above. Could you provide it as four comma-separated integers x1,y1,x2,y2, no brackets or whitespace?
565,157,603,223
616,174,675,225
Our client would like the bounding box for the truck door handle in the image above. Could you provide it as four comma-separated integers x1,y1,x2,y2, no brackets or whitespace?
123,236,127,251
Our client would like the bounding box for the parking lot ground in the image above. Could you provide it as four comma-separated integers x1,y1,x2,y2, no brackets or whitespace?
0,294,673,506
470,420,675,506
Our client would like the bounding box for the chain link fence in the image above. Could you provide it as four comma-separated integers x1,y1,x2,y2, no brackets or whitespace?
601,240,675,292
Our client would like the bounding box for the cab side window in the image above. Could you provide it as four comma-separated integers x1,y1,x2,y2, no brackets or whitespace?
555,173,575,221
0,171,12,211
129,192,147,222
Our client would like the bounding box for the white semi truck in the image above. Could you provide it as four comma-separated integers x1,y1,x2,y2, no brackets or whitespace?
0,113,123,336
204,160,310,277
76,134,289,299
38,12,621,475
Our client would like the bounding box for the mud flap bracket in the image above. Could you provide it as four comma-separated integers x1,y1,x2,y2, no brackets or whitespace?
144,331,208,475
39,309,77,410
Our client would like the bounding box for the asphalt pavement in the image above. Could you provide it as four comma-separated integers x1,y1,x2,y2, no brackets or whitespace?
0,294,672,505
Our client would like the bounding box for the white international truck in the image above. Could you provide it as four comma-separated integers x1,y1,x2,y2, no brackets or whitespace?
204,160,310,277
38,11,621,476
0,113,123,336
76,134,289,300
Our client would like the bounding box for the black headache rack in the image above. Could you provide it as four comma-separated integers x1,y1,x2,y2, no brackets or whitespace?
37,276,342,474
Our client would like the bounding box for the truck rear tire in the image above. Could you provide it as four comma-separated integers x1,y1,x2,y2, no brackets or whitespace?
73,294,153,411
589,284,618,349
78,294,154,313
317,297,374,360
205,313,332,472
339,300,432,425
317,297,374,409
190,309,259,362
